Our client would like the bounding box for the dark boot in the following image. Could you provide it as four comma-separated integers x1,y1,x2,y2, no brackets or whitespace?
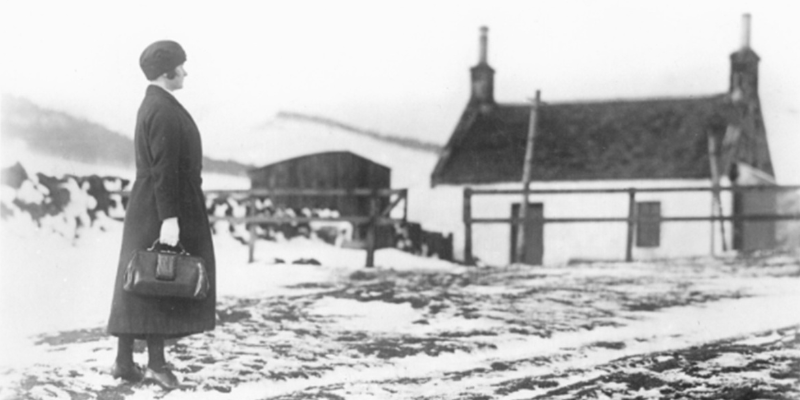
143,336,180,389
112,336,143,382
143,367,180,389
110,362,144,382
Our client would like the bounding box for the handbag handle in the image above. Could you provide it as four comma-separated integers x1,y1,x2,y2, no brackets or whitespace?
148,240,189,255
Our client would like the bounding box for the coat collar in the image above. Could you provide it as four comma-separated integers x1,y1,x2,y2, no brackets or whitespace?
146,84,180,104
146,85,190,112
145,85,196,125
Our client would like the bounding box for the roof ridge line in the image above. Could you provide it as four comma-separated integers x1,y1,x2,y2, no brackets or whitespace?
500,93,727,107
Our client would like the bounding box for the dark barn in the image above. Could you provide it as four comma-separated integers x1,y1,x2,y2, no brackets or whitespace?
247,151,393,245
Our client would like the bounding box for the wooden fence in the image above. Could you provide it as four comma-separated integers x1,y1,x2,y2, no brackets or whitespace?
463,185,800,265
205,188,408,267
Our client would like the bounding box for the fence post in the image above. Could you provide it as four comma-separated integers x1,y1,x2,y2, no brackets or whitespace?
445,233,454,261
625,188,636,262
247,200,256,263
463,187,473,265
402,189,408,223
365,190,377,268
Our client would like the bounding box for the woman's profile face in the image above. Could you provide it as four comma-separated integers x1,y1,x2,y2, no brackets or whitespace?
166,64,187,91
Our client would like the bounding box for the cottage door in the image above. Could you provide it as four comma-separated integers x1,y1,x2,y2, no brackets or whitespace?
510,203,544,265
733,190,778,251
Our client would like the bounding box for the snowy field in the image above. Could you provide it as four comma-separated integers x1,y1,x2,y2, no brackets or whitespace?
1,215,799,399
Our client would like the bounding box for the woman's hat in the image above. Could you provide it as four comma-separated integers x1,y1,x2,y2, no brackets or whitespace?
139,40,186,81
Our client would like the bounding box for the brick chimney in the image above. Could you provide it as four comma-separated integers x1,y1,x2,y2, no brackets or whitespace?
470,26,495,106
729,14,760,103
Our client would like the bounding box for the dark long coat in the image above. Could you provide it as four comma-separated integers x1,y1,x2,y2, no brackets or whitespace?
107,85,216,338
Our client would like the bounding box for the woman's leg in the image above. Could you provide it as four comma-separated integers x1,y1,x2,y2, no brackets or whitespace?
144,335,180,388
146,336,167,371
112,335,144,381
116,335,135,366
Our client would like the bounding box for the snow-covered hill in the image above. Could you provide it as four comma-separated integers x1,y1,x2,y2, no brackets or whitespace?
211,114,440,190
0,95,252,177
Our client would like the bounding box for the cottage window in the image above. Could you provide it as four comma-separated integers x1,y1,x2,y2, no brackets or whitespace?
636,201,661,248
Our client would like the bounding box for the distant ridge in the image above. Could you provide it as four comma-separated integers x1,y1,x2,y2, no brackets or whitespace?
1,95,253,176
277,111,442,154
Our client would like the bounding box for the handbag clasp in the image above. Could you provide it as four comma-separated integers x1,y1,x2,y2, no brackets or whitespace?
155,254,177,281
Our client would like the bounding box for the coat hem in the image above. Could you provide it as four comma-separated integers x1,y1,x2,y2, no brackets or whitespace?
107,326,214,340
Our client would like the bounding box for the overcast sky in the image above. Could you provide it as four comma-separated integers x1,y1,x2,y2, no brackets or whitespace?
1,0,798,182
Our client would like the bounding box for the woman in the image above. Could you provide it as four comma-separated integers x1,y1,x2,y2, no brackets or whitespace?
107,40,216,389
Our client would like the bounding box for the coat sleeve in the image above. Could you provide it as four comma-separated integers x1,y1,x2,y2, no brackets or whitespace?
148,107,183,221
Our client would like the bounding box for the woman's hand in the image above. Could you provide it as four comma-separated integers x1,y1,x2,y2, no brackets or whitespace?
159,217,180,246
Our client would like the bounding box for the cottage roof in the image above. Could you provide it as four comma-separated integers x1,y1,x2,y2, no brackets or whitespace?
433,20,775,187
431,94,774,186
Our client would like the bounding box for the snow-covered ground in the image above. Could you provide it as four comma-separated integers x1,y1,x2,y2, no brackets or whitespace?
1,212,799,399
1,150,799,399
0,216,455,354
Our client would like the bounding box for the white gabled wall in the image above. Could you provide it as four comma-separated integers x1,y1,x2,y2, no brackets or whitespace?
430,179,735,266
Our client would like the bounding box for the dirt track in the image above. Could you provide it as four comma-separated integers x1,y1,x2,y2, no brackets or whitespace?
3,254,799,399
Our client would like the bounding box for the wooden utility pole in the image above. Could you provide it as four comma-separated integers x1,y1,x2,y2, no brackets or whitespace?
707,133,727,252
516,90,540,263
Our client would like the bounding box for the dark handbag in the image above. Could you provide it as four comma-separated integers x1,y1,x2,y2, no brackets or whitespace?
123,240,209,300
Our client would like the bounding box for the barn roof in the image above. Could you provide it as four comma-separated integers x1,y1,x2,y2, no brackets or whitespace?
431,94,773,186
248,150,390,174
247,150,392,194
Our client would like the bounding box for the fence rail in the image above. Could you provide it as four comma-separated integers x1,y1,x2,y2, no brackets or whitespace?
208,216,400,225
467,185,800,195
471,214,800,224
463,185,800,265
204,188,408,197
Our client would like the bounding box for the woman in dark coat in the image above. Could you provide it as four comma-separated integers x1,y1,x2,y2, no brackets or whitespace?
107,40,215,389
